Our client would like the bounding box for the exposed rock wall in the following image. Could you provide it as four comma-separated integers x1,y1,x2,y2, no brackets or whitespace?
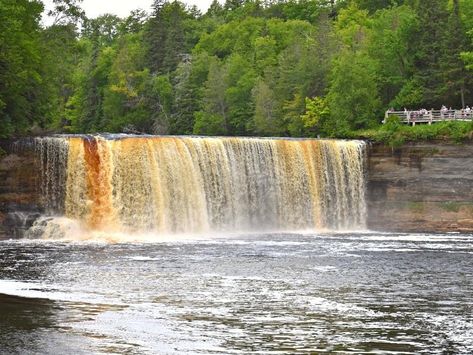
0,140,41,239
367,142,473,232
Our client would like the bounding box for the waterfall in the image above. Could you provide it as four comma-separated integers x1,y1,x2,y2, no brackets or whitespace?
33,135,367,235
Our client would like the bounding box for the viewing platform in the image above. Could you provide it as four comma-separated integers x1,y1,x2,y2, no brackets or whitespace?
384,109,473,125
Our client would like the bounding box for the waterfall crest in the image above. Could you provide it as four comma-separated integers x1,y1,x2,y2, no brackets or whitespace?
35,136,367,235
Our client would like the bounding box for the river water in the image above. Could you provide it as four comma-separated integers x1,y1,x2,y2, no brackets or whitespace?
0,232,472,354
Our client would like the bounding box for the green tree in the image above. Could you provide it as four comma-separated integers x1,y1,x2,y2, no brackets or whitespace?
47,0,85,26
171,53,210,134
0,0,44,136
326,51,381,134
193,58,229,135
144,1,193,74
300,96,330,137
251,78,280,135
40,23,81,130
439,0,471,108
368,5,417,107
409,0,449,107
102,33,151,132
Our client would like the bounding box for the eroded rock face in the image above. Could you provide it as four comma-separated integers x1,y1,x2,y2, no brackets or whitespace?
367,142,473,232
0,140,41,239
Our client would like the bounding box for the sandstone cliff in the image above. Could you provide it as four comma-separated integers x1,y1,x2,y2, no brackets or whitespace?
367,142,473,232
0,140,41,239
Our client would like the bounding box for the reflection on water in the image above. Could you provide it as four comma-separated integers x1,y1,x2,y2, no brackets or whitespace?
0,233,472,354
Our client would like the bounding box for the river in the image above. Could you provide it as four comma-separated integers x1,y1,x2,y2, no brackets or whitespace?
1,232,472,354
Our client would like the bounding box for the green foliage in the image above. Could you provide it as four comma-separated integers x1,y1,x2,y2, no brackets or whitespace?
193,111,226,135
326,51,381,133
251,79,280,135
360,121,473,147
47,0,85,26
368,5,417,106
389,79,424,108
2,0,473,140
0,0,44,136
300,96,330,136
193,57,229,134
461,28,473,72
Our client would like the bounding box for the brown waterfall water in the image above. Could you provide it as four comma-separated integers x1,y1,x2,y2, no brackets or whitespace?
33,135,366,237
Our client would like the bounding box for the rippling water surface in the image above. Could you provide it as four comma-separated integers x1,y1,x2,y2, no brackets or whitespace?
0,232,472,354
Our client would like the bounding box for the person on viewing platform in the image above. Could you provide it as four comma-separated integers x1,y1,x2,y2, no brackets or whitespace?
441,105,448,118
465,106,471,116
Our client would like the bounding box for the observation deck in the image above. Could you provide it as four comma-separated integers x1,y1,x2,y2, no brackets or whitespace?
384,109,473,125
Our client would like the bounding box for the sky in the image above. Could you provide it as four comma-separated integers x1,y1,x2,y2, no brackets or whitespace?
42,0,215,24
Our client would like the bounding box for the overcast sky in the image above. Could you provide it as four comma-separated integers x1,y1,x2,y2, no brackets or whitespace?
42,0,216,24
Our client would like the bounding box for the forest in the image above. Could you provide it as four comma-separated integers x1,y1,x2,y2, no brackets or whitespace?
1,0,473,139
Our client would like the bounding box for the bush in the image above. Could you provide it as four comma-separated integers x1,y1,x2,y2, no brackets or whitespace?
354,120,473,147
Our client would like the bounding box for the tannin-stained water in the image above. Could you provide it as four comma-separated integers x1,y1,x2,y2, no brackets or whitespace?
33,136,366,238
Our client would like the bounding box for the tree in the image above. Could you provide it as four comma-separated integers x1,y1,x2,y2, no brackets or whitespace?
40,23,81,130
149,74,173,134
300,96,330,137
326,51,381,134
82,14,123,46
224,54,256,134
119,9,148,34
439,0,471,108
144,0,168,73
67,38,114,132
353,0,400,14
0,0,44,136
144,1,191,74
193,58,229,135
368,5,417,107
409,0,449,107
46,0,85,26
102,33,150,132
251,78,280,135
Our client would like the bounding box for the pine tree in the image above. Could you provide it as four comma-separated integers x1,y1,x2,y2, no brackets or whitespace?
439,0,471,107
410,0,449,107
144,0,167,73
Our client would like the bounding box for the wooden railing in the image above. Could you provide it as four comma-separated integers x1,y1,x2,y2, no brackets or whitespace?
384,110,473,125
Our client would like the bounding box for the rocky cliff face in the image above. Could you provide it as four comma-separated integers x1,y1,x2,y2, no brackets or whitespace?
0,140,41,239
367,142,473,232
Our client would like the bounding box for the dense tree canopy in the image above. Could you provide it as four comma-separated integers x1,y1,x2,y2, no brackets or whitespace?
1,0,473,138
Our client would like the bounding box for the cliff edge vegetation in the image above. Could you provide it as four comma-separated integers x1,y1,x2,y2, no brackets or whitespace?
354,119,473,147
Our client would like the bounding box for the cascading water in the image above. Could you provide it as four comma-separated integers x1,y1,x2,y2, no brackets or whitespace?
31,135,367,238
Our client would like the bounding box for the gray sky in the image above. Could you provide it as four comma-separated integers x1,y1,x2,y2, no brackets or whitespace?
42,0,216,24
